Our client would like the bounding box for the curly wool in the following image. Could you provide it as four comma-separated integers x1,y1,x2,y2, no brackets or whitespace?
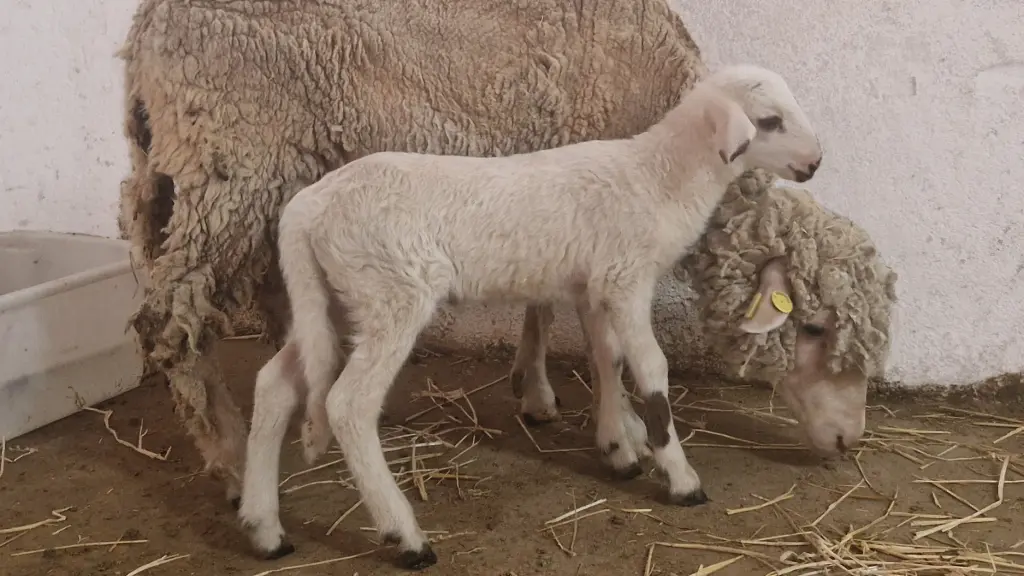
115,0,709,484
117,0,707,368
678,170,899,384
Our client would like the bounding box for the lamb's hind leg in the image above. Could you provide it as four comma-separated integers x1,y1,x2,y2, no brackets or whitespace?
510,304,561,425
238,342,303,559
606,290,707,506
259,264,352,463
326,298,439,570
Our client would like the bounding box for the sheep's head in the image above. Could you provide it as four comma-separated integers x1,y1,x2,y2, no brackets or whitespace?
700,65,823,184
679,170,898,458
739,259,870,457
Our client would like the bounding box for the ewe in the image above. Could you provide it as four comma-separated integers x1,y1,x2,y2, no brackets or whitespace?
239,64,824,569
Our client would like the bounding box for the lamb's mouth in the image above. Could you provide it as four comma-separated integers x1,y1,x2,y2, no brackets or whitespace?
788,165,813,183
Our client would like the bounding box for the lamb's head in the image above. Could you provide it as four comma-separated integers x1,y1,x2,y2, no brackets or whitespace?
700,65,822,184
679,172,898,459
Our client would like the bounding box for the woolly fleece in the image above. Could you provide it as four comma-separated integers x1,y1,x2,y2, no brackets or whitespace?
116,0,706,483
678,169,899,384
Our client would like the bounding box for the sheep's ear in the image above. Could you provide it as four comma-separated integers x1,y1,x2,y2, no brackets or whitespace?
739,258,793,334
705,96,757,165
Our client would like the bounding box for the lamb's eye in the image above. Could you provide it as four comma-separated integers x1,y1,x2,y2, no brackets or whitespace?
757,115,784,132
801,323,825,337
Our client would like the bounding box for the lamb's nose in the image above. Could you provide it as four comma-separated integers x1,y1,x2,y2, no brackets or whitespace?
807,157,822,177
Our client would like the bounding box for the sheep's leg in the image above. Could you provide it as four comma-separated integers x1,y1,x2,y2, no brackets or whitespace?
326,306,439,570
587,359,652,474
165,353,248,507
606,293,707,506
575,300,649,479
129,170,286,505
510,304,561,425
239,342,303,559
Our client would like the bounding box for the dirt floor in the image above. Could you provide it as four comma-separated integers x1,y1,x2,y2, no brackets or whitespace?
3,340,1024,576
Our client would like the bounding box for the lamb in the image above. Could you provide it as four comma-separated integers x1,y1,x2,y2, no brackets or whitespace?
117,0,708,506
513,168,898,468
241,64,825,569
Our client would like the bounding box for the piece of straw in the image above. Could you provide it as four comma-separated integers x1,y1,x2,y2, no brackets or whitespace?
126,554,190,576
404,376,505,423
12,539,148,557
515,417,590,454
809,480,865,527
688,555,744,576
652,541,774,562
0,507,72,535
913,455,1010,540
643,543,655,576
545,498,608,525
726,484,796,516
249,549,381,576
83,407,171,461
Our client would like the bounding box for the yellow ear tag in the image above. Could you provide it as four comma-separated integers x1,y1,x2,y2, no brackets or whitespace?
744,292,763,319
770,291,793,314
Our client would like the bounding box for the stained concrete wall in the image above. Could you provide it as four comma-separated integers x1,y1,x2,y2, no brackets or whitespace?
1,0,1021,387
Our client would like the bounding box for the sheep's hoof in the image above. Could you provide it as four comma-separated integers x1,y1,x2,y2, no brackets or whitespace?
522,411,561,427
264,541,296,560
229,496,242,511
396,545,438,570
669,488,710,507
613,462,644,480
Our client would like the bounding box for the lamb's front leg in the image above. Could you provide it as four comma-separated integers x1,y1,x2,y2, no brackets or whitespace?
510,304,561,425
571,302,649,479
607,291,708,506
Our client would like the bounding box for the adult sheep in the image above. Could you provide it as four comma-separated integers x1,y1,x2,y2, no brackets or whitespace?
118,0,706,506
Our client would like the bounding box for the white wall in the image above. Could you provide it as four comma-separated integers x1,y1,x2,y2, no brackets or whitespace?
0,0,136,237
1,0,1021,387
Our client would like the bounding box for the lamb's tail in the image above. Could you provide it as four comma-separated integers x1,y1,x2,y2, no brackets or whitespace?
277,198,338,463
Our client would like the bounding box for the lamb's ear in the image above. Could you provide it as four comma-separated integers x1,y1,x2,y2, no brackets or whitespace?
739,258,793,334
704,95,757,165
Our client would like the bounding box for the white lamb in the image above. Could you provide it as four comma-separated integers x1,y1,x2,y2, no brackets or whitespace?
240,64,824,569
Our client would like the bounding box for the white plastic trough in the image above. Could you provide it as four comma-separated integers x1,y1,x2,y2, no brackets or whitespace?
0,231,148,441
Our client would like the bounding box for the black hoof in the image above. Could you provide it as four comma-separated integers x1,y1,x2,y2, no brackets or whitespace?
554,395,562,408
670,488,710,507
510,371,525,398
521,412,554,427
229,496,242,511
613,462,644,480
264,541,296,560
396,545,438,570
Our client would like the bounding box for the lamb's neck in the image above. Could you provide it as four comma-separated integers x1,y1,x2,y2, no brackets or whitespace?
641,113,744,203
635,112,745,262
